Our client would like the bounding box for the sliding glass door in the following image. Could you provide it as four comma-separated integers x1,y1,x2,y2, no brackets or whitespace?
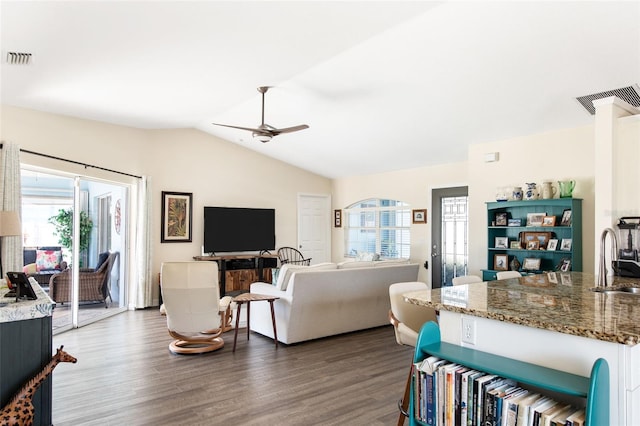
21,168,129,332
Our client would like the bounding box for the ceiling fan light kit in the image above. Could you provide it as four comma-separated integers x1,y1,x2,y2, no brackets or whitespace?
212,86,309,143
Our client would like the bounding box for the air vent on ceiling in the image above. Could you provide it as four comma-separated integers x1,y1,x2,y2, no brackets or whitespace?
5,51,32,65
576,84,640,115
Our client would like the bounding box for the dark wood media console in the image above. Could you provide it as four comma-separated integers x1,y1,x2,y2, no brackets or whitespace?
193,254,279,295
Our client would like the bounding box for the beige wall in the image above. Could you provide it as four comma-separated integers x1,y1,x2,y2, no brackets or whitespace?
3,103,638,296
331,162,468,283
468,125,596,275
1,105,331,304
332,125,598,287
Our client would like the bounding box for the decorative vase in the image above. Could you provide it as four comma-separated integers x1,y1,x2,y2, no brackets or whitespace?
495,187,509,202
541,181,556,199
524,183,539,201
512,186,523,201
509,256,521,271
558,180,575,198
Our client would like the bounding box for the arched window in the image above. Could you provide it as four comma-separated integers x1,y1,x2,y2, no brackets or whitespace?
344,198,411,259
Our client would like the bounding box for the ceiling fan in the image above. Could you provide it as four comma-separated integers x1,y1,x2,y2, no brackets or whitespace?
212,86,309,143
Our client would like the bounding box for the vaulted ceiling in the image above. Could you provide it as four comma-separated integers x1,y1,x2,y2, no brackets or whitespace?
2,1,639,178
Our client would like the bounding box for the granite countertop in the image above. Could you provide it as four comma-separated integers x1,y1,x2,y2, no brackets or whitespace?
0,278,55,323
404,272,640,346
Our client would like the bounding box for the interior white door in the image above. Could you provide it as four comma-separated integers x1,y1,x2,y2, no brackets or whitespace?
297,194,331,264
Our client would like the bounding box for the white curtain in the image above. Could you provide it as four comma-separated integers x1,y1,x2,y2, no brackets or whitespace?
134,175,153,308
0,142,23,274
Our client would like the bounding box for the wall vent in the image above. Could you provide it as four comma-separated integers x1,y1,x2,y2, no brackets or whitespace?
576,84,640,115
5,51,32,65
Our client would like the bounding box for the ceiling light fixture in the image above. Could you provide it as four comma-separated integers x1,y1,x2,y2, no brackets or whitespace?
253,133,272,143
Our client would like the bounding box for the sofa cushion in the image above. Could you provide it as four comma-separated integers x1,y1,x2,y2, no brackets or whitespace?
35,249,62,272
95,252,110,271
275,262,338,291
274,264,307,290
23,262,37,274
355,252,380,261
338,260,375,269
374,258,410,267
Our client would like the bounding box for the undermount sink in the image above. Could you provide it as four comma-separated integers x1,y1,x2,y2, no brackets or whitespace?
591,286,640,294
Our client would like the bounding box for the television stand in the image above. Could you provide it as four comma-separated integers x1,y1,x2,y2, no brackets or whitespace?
193,254,278,296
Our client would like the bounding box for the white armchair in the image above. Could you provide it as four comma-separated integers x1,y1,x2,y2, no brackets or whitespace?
160,261,233,354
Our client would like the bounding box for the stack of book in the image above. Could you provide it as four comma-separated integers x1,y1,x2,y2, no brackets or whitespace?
412,356,587,426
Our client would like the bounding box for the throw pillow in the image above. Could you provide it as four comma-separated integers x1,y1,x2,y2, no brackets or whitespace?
23,262,37,274
274,264,307,291
355,252,380,262
271,268,280,285
95,252,110,272
35,249,62,272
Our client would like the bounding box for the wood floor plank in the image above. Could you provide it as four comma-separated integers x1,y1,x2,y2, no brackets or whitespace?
52,309,413,425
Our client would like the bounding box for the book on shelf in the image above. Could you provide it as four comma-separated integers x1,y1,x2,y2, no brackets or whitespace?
537,402,567,426
488,383,518,426
522,395,557,426
443,363,461,426
529,397,559,426
500,388,529,426
513,392,542,426
547,405,575,426
459,369,479,426
418,357,447,425
482,379,513,425
453,366,470,426
564,408,585,426
467,371,486,426
474,374,499,426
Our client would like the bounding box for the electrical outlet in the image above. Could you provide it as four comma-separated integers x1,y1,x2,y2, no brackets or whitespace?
462,316,476,345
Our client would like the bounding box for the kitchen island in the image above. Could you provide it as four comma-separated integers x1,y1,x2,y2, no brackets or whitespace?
0,279,55,425
404,272,640,425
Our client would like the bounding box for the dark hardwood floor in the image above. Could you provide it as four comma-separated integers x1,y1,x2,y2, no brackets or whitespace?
52,309,414,425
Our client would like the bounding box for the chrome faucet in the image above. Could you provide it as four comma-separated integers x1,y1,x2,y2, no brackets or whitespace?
598,228,619,288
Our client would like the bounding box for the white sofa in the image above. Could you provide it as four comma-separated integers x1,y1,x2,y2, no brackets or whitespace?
248,261,420,344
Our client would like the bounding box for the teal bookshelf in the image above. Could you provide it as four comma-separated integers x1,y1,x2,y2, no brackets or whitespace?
483,198,582,281
409,321,609,426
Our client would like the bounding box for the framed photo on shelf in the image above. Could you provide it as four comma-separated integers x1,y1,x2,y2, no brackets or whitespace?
412,209,427,224
523,257,541,271
526,212,546,227
560,238,572,251
542,216,556,227
161,191,193,243
508,218,522,227
510,241,522,249
521,231,552,250
547,239,558,251
495,212,508,226
560,209,572,226
526,240,540,250
495,236,508,249
494,254,508,271
557,258,572,272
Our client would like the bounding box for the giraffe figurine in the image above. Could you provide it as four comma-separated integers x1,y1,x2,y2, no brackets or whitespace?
1,345,77,426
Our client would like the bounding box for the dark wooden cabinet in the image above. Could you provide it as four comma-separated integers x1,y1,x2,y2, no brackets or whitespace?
193,254,278,295
0,316,53,426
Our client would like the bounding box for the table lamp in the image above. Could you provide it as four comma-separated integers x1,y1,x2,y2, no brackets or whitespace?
0,211,22,277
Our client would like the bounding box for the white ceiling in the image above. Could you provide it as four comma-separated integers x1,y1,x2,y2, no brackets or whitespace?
2,1,639,179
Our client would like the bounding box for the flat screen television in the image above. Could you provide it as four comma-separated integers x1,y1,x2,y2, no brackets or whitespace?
204,207,275,253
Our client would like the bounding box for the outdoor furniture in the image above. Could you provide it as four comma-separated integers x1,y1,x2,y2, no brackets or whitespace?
49,252,118,307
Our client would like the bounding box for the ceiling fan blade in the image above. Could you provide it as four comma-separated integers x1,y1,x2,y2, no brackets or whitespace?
271,124,310,135
211,122,262,133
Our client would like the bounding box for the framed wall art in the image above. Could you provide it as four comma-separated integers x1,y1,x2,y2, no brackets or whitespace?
412,209,427,224
334,209,342,227
161,191,193,243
